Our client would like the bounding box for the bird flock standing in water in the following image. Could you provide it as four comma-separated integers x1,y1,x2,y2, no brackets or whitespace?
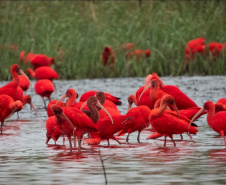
0,38,226,152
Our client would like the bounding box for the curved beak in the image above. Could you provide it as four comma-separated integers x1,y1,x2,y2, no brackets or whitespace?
127,102,132,112
172,103,179,117
80,101,87,111
6,108,16,120
19,69,32,86
61,112,76,136
189,108,204,129
138,83,152,102
96,101,114,124
46,136,51,145
30,102,37,116
56,94,67,105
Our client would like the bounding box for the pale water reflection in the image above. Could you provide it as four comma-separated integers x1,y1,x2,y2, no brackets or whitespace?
0,76,226,185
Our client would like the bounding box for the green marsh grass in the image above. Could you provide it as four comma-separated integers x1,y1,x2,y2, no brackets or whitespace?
0,1,226,80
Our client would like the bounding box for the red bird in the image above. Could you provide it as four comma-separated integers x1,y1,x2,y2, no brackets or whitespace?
0,64,30,101
118,105,151,143
80,90,122,105
0,95,22,134
27,66,59,81
184,37,206,61
56,89,90,113
85,115,133,146
46,100,66,117
149,95,198,147
34,79,54,109
139,73,198,110
30,54,55,70
51,96,111,151
46,116,63,145
208,42,226,61
18,75,30,93
101,46,116,69
94,91,121,119
189,101,226,147
19,51,35,65
22,95,37,116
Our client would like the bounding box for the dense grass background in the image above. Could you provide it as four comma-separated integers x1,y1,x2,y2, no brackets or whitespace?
0,1,226,80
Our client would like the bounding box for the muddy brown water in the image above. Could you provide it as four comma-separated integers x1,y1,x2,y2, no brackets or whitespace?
0,76,226,185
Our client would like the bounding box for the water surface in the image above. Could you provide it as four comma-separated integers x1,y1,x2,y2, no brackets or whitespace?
0,76,226,185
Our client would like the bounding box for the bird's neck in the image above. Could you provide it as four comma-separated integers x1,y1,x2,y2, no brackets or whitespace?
87,105,99,123
207,105,216,128
131,95,138,106
66,96,77,107
12,71,19,87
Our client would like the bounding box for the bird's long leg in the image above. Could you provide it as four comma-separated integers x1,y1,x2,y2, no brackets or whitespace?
68,136,73,152
187,133,193,139
180,134,183,140
163,136,167,147
63,135,65,145
220,130,226,147
17,112,20,120
107,139,110,146
53,82,57,94
126,133,130,143
137,131,141,143
169,135,176,147
1,122,2,134
42,97,47,110
111,136,121,145
78,139,82,151
74,137,77,148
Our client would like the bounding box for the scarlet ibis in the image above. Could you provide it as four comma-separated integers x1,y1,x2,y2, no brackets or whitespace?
139,73,198,110
46,100,65,117
80,90,122,105
51,96,112,151
184,37,206,62
34,79,54,109
118,105,151,143
30,54,55,70
22,95,37,116
139,79,168,110
19,51,35,65
85,115,133,146
215,98,226,112
94,91,121,119
46,116,63,145
208,42,226,61
101,46,116,69
18,75,30,93
0,64,30,101
189,101,226,147
27,67,59,81
0,95,22,134
56,89,92,116
149,95,198,147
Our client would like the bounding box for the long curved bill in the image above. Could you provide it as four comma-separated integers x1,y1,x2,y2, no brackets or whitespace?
172,103,179,117
6,108,16,120
80,101,87,111
127,103,132,112
56,94,67,105
138,83,152,102
19,69,32,86
46,136,51,145
30,102,38,116
61,113,76,136
96,101,114,125
189,108,204,129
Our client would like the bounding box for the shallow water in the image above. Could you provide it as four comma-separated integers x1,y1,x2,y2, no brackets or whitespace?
0,76,226,185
